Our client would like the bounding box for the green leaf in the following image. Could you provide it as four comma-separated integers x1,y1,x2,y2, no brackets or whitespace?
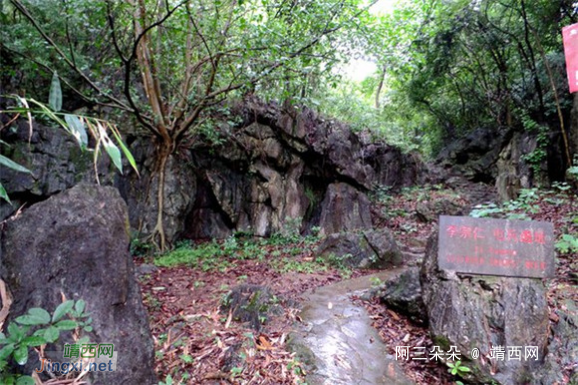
16,376,35,385
77,336,90,346
103,136,122,173
13,344,28,365
7,323,25,343
0,344,15,360
48,72,62,112
52,300,74,323
75,300,86,314
0,154,32,174
43,326,60,343
109,127,138,174
0,183,11,204
83,325,93,332
16,308,50,326
21,336,46,347
54,320,78,330
64,115,88,148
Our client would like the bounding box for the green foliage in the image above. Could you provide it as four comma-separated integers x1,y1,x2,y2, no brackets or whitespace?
325,253,354,278
130,234,154,257
555,234,578,254
0,74,137,203
447,360,471,378
158,374,174,385
154,241,233,272
520,115,549,176
470,188,540,220
331,0,576,156
0,300,92,384
270,257,328,275
370,276,383,287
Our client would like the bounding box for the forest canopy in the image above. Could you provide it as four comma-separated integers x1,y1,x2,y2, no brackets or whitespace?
1,0,576,153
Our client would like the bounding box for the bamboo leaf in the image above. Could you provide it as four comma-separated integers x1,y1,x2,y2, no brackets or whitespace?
109,124,138,174
97,123,123,173
64,115,88,148
0,183,11,204
48,72,62,112
0,154,32,174
103,138,123,173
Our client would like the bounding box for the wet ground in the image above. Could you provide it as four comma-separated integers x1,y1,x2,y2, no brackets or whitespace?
292,270,415,385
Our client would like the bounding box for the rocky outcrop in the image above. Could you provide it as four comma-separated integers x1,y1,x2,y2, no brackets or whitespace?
0,184,157,384
316,228,402,269
127,99,425,241
437,126,510,183
318,183,372,235
116,139,197,242
2,98,426,244
420,230,550,384
436,124,568,201
0,118,110,221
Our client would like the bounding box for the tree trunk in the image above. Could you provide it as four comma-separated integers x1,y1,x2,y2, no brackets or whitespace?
149,138,174,251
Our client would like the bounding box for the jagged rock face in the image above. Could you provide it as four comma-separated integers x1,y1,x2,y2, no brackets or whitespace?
168,100,425,240
0,184,157,384
0,119,110,221
436,125,567,201
116,139,197,242
318,183,372,236
2,99,425,243
420,230,550,384
436,126,510,184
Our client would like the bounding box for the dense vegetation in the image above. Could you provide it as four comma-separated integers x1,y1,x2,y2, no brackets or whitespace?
3,1,576,147
2,0,578,245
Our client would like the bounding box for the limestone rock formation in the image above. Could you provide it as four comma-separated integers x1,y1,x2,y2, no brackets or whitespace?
420,230,550,384
0,119,109,222
1,184,157,384
318,183,372,236
2,98,426,244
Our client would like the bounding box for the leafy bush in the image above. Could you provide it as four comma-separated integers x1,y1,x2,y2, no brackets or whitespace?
0,300,92,385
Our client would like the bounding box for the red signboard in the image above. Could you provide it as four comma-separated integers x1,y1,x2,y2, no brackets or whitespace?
438,216,555,278
563,23,578,93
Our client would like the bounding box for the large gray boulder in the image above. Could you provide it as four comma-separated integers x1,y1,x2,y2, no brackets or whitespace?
1,184,157,384
377,268,427,324
420,230,550,384
316,228,402,269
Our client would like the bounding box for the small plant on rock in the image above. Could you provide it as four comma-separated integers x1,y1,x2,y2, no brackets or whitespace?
447,360,471,379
